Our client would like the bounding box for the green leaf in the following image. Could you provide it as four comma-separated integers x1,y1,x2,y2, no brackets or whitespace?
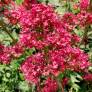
71,84,80,92
70,75,80,83
10,60,20,70
18,81,32,92
38,0,45,2
16,0,24,5
57,73,64,80
48,0,60,6
19,73,24,81
56,7,66,14
32,84,36,92
12,30,18,40
89,66,92,72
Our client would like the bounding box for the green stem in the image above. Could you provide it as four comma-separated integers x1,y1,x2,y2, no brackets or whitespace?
53,75,64,92
0,19,16,44
80,26,89,47
66,0,71,12
57,78,64,92
89,0,92,12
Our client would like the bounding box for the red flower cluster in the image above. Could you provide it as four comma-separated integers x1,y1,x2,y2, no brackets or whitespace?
83,73,92,81
42,78,58,92
20,53,45,84
0,44,11,64
62,11,92,28
8,4,90,91
22,0,37,9
77,12,92,26
62,13,78,31
0,44,24,64
0,0,11,7
80,0,90,10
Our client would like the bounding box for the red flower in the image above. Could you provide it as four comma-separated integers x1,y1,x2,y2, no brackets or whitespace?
22,0,37,9
80,0,90,11
42,78,58,92
83,74,92,81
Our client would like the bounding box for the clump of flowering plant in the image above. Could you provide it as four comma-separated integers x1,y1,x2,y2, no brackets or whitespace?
0,0,92,92
6,2,91,91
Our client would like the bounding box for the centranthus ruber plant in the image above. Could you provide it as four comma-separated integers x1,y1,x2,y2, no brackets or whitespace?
0,0,92,92
8,2,90,92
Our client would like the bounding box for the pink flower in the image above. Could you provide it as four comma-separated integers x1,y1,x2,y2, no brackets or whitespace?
86,14,92,24
62,77,69,87
10,43,24,58
20,53,45,84
0,45,11,64
83,74,92,81
42,78,58,92
80,0,90,10
0,43,24,64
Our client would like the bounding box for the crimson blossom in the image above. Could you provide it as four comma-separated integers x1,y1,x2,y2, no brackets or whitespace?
80,0,90,11
0,43,24,64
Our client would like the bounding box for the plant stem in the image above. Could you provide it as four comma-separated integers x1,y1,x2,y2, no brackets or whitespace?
89,0,92,12
57,79,64,92
0,19,16,44
61,82,64,92
66,0,71,12
80,26,89,47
